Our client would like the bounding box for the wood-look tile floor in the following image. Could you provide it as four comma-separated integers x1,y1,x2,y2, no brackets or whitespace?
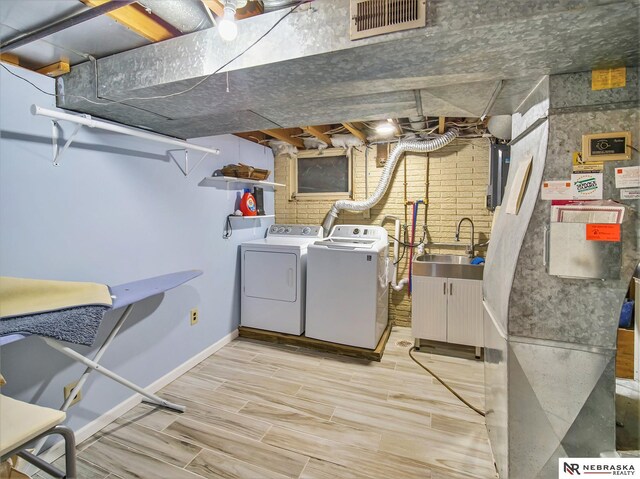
38,327,497,479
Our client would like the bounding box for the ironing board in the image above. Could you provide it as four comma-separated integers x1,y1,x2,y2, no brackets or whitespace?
0,270,202,417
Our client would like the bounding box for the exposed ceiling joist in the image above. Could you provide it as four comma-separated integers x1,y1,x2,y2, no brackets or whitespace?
438,116,445,134
204,0,264,19
302,125,332,145
235,131,268,144
80,0,177,42
203,0,225,17
37,61,70,77
342,122,367,142
0,53,19,65
261,128,305,148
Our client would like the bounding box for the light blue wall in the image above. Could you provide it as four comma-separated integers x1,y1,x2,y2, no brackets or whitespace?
0,64,274,434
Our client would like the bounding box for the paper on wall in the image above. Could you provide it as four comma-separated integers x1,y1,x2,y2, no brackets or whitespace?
505,156,532,215
620,188,640,200
615,166,640,189
550,202,626,224
541,180,572,200
570,173,603,200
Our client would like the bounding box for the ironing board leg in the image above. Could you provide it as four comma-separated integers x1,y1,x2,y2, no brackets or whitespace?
60,305,136,412
43,338,186,413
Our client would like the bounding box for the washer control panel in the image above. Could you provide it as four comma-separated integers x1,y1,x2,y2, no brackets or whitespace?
267,224,322,238
331,225,387,239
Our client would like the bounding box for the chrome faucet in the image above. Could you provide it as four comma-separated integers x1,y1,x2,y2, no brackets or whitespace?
455,217,475,257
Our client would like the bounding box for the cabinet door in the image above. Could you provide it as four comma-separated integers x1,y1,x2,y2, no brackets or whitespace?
446,278,483,347
412,276,448,342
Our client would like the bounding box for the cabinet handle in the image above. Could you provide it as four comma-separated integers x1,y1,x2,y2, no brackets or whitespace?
449,283,453,295
443,282,447,295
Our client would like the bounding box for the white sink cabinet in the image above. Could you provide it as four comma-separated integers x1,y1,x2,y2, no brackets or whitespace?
412,275,483,349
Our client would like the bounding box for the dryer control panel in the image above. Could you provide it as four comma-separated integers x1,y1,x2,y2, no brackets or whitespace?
267,224,323,238
331,225,387,240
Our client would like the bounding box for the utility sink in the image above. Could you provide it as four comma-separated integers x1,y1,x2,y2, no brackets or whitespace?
413,254,484,280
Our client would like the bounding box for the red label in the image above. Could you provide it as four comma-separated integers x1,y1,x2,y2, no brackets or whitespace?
586,223,620,242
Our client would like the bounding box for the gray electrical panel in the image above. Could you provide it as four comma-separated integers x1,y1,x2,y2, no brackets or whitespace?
486,143,510,210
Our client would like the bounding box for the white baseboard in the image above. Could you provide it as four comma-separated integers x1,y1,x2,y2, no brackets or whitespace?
40,329,238,463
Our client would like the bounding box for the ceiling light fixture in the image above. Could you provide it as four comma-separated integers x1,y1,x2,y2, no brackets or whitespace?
218,0,247,42
375,119,396,136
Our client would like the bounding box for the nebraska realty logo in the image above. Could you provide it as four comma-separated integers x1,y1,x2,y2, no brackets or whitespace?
559,458,639,477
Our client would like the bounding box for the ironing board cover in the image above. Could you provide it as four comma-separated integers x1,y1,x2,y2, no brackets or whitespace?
0,270,203,346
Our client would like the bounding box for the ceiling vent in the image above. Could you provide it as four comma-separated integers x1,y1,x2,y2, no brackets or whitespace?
350,0,426,40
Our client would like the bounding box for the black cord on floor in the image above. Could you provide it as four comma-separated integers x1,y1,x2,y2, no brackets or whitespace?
409,346,486,417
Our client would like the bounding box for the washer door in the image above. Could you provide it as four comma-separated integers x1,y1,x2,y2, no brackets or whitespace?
244,251,297,302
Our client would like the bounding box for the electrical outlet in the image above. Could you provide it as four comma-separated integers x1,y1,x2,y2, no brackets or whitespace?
190,308,199,326
63,381,82,407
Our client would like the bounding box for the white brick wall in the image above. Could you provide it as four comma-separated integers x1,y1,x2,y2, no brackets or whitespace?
275,138,493,326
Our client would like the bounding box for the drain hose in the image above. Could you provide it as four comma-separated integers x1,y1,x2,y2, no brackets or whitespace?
321,129,459,234
409,346,486,417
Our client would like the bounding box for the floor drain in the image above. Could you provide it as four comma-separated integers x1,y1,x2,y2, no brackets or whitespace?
395,339,413,348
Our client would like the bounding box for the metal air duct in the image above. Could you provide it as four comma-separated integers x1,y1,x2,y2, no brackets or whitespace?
138,0,213,33
263,0,301,12
321,128,459,234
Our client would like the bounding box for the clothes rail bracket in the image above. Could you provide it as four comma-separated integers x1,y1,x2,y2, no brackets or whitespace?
32,104,220,172
168,149,211,177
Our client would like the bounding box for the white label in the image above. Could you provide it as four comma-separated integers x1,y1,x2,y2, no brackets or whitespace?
621,188,640,200
615,166,640,188
541,180,572,200
559,458,639,477
570,173,603,200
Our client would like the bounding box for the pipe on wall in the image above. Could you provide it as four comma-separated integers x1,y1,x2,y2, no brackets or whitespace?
321,129,459,234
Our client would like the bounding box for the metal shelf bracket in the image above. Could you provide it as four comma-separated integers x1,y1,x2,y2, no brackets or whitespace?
51,118,85,167
169,149,211,177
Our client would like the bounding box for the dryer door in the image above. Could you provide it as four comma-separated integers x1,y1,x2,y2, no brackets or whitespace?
244,251,298,302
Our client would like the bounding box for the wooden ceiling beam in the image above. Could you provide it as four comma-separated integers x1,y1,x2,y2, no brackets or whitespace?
0,53,19,66
80,0,177,42
261,128,305,149
236,2,264,19
235,131,268,144
37,61,70,77
204,0,263,19
438,116,445,134
203,0,225,17
302,125,332,146
342,122,367,142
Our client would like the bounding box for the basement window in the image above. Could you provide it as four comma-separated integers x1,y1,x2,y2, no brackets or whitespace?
292,148,352,200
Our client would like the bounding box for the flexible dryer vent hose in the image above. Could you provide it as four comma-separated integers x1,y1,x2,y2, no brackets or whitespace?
321,129,460,234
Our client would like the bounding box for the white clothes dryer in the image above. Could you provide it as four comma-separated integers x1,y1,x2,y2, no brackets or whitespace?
241,224,322,335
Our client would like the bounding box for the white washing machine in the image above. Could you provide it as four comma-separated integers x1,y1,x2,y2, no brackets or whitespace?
306,225,389,349
241,224,323,335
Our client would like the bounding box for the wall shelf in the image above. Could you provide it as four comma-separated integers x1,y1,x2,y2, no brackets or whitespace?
200,176,285,189
229,215,275,220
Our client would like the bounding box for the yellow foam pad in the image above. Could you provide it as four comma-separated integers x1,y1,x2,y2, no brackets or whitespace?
0,395,66,456
0,277,112,319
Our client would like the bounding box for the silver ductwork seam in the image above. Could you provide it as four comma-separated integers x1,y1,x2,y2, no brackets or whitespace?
321,128,460,234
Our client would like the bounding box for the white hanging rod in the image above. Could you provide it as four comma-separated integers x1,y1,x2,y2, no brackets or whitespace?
31,104,220,156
